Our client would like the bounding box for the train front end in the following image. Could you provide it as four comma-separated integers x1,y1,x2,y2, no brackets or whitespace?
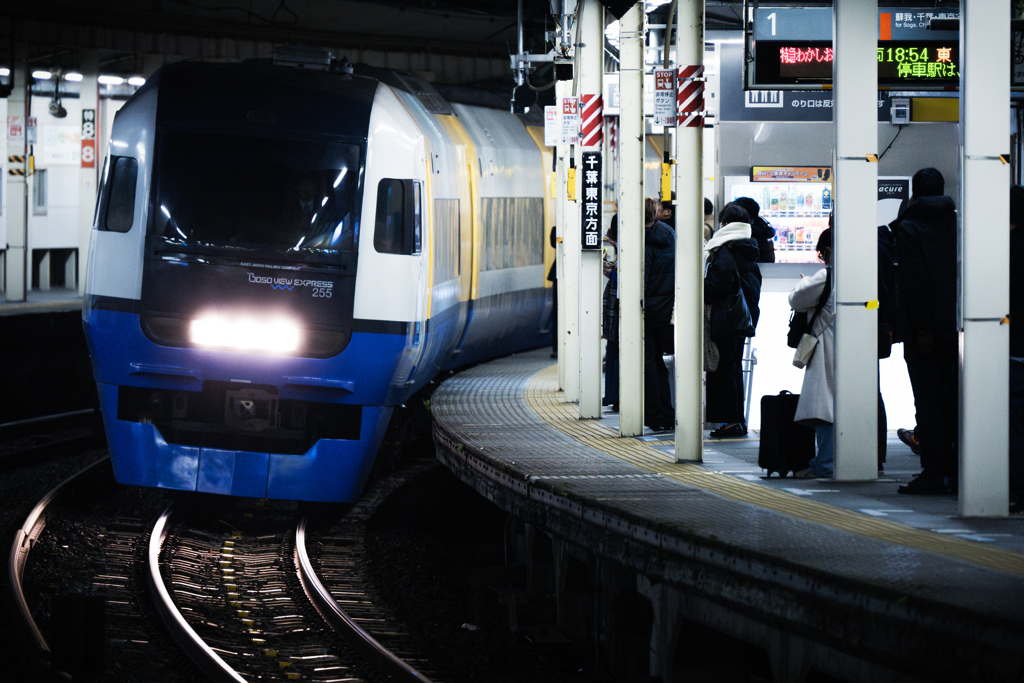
84,62,400,503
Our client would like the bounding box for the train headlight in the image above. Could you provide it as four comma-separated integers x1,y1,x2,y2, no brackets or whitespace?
190,315,301,354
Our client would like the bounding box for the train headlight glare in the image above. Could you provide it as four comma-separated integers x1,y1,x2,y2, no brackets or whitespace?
190,316,301,354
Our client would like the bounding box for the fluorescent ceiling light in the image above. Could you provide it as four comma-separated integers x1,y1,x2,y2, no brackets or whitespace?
128,76,146,86
32,70,52,80
98,75,124,85
65,72,83,82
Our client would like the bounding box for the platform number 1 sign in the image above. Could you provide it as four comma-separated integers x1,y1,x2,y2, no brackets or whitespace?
81,109,96,169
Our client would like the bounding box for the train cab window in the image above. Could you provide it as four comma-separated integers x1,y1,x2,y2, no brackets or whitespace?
374,178,422,256
101,156,138,232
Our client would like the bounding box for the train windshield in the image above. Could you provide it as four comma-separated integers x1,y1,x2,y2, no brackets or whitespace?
150,131,361,262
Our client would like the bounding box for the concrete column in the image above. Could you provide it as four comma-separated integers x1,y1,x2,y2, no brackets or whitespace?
618,2,645,436
959,0,1011,516
5,50,28,302
78,50,99,295
832,0,878,481
577,0,604,419
555,81,567,391
673,0,703,461
560,81,582,404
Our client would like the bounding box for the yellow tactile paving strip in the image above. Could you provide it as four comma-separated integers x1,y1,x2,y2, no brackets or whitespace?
526,364,1024,578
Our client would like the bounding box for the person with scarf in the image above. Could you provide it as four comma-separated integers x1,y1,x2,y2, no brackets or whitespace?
703,203,762,438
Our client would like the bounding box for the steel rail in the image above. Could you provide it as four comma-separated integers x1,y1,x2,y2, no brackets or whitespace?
147,504,247,683
7,456,111,677
294,517,434,683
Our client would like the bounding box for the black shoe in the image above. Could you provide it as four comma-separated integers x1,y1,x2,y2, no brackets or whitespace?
710,423,747,438
898,471,957,495
647,424,672,433
897,428,923,455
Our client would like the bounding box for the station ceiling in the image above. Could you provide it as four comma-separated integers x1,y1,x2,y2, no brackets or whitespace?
1,1,961,79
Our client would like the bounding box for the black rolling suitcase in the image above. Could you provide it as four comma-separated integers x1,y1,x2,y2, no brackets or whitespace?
758,391,815,477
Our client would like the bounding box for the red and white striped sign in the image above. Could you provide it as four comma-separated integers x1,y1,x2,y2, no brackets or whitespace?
580,94,603,148
677,64,705,128
607,116,617,152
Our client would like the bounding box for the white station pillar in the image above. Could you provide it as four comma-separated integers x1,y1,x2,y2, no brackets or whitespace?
555,79,569,391
576,0,604,419
673,0,704,461
832,0,879,481
5,53,28,302
618,2,646,436
78,50,100,295
561,82,582,405
959,0,1011,517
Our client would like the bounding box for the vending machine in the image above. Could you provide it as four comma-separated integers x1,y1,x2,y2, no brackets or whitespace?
724,169,911,263
724,167,832,264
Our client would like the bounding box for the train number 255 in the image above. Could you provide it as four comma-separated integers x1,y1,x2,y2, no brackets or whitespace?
312,288,333,298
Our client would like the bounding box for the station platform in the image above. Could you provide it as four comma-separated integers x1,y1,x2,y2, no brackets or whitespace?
431,348,1024,682
0,289,83,317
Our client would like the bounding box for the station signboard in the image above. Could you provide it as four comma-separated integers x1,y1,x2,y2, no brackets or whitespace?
747,7,972,90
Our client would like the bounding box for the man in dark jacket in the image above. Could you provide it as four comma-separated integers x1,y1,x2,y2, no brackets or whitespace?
893,168,959,495
644,197,676,431
732,196,776,263
1009,186,1024,512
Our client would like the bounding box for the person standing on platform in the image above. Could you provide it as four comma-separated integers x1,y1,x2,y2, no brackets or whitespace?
548,225,558,359
603,216,619,411
704,203,761,438
658,195,676,233
791,229,835,478
893,168,959,495
732,196,776,264
703,198,714,242
644,198,676,431
1009,186,1024,512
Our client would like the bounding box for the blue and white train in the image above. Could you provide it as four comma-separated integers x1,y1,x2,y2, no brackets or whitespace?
83,55,554,503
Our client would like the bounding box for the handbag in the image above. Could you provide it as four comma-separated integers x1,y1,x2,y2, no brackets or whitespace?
786,268,831,349
722,261,755,337
703,304,720,372
792,332,818,369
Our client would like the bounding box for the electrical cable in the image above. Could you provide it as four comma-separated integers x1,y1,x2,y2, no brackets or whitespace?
877,124,904,162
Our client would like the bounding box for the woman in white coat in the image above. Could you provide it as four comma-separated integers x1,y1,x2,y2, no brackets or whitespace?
790,228,834,478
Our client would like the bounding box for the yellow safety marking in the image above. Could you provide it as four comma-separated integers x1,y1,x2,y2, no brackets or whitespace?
567,167,577,202
525,364,1024,578
660,162,672,201
865,300,879,310
1003,316,1011,325
866,154,878,162
8,155,25,163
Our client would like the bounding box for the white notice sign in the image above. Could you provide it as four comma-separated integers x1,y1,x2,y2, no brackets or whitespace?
653,68,676,127
544,106,559,147
560,96,579,145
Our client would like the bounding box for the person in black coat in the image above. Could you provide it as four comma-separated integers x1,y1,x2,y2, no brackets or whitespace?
893,168,959,495
644,197,676,431
603,216,619,409
704,203,762,437
732,196,776,264
1009,186,1024,512
548,225,558,358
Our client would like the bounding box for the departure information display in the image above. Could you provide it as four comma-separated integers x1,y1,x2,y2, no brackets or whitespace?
754,40,960,87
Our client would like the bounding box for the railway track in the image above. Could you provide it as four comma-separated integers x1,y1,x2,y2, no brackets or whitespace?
10,457,439,682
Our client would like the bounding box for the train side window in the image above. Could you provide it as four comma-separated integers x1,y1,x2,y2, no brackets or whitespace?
102,156,138,233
